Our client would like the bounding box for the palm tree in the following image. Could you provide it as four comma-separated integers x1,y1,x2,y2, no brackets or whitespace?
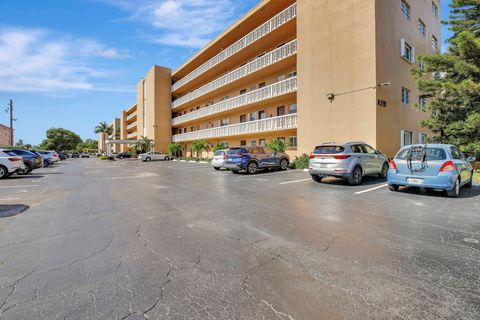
191,139,210,159
136,136,153,153
168,143,182,158
94,122,113,152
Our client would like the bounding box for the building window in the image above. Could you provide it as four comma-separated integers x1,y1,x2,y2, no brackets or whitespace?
289,136,297,148
419,61,426,71
277,106,285,116
277,137,285,143
419,96,427,110
419,133,427,144
432,1,438,17
289,104,297,114
432,35,438,51
401,87,410,105
240,140,247,146
220,118,229,126
240,114,247,123
288,71,297,78
259,82,266,88
240,89,247,95
401,0,410,19
401,39,415,63
418,19,426,37
278,75,286,81
251,140,257,146
258,110,266,119
402,130,413,146
249,112,257,121
259,139,266,146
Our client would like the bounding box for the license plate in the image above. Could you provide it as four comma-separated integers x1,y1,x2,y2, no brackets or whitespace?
228,158,233,161
407,178,424,185
316,163,327,168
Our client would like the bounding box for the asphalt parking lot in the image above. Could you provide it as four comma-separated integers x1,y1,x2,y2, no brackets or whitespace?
0,158,479,319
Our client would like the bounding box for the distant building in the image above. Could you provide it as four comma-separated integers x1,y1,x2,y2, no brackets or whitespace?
0,124,12,146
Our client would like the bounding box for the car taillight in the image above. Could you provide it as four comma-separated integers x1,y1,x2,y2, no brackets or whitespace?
389,160,397,170
309,154,316,159
223,154,228,159
439,160,455,172
8,158,21,162
333,155,351,160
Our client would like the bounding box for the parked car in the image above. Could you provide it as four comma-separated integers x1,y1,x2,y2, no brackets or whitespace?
36,151,58,165
71,152,80,158
211,149,228,170
0,150,25,178
45,150,60,162
138,152,170,162
58,152,67,160
116,152,131,159
31,151,54,167
2,148,43,175
81,152,90,158
224,146,290,174
308,142,389,185
387,144,474,197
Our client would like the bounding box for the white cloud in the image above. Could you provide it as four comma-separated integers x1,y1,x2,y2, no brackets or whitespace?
0,27,130,93
104,0,236,48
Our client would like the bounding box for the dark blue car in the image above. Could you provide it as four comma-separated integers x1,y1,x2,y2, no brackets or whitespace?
223,146,290,174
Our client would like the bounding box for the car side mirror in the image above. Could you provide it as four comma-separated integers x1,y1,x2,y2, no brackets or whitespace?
467,156,476,162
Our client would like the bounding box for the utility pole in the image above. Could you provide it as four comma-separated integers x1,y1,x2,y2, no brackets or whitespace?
5,99,15,146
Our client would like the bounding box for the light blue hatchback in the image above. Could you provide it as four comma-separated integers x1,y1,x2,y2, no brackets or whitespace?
387,144,475,197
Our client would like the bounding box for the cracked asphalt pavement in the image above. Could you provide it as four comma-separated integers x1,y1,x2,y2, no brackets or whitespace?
0,158,479,319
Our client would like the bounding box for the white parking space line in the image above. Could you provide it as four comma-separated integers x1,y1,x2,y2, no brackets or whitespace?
354,184,388,195
279,178,312,185
0,197,21,201
0,185,40,189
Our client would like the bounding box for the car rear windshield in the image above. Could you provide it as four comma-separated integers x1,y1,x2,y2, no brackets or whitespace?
313,146,345,154
3,151,18,157
396,147,447,161
227,148,246,155
214,150,225,156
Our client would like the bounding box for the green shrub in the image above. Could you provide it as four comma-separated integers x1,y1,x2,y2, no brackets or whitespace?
267,139,288,153
99,156,114,161
290,153,310,170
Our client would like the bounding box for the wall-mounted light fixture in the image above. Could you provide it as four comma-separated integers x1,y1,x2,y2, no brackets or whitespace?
326,82,390,103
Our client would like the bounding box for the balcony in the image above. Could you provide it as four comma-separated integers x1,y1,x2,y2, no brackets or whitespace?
127,111,137,119
127,132,138,139
172,40,297,109
127,122,137,130
172,113,297,143
172,77,297,126
171,3,297,93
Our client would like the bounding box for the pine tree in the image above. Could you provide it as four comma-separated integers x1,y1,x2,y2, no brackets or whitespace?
413,1,480,153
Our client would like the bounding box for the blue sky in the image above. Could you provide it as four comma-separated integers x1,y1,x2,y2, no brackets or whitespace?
0,0,453,145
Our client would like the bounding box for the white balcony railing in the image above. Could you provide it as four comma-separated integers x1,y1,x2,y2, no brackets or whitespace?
127,111,137,119
127,132,138,139
172,40,297,109
171,3,297,92
172,77,297,126
127,121,137,130
172,113,297,143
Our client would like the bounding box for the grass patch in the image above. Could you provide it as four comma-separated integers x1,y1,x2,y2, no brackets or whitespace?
473,171,480,184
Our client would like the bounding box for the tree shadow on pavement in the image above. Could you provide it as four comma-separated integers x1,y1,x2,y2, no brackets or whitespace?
0,205,29,218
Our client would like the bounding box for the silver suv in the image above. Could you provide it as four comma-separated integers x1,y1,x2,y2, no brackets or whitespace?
308,142,389,185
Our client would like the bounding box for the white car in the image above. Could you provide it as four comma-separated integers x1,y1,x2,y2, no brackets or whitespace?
46,150,60,162
211,149,228,170
138,152,170,162
0,150,25,178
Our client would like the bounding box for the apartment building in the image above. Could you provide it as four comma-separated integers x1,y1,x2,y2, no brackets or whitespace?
0,124,12,146
114,0,440,158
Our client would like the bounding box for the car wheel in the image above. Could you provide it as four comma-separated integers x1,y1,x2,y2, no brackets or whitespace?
0,165,8,179
43,161,49,168
18,164,32,175
348,166,363,185
388,184,399,191
280,159,289,171
446,178,460,198
380,162,389,178
465,170,473,188
247,161,258,174
165,156,170,161
311,175,322,183
145,157,151,162
214,167,220,171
